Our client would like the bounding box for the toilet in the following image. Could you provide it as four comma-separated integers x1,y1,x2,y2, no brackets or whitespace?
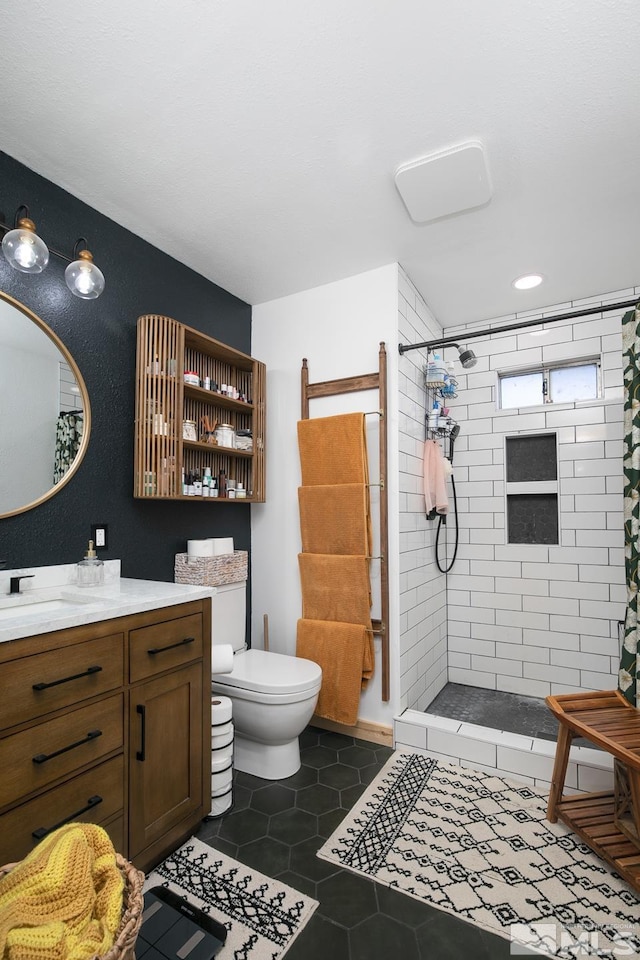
211,581,322,780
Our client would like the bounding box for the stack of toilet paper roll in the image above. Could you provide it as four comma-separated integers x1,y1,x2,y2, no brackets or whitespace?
187,537,234,560
210,695,234,816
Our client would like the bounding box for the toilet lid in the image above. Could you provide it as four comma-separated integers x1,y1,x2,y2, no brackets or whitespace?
215,649,321,695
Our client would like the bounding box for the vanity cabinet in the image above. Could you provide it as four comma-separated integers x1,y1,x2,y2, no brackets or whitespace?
0,598,211,872
134,313,266,503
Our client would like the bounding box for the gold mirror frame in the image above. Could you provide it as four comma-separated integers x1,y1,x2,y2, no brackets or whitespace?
0,291,92,519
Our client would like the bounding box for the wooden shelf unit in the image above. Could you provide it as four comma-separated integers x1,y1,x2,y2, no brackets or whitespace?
135,314,266,502
546,688,640,894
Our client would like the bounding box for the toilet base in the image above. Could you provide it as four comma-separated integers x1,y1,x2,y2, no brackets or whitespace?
233,733,301,780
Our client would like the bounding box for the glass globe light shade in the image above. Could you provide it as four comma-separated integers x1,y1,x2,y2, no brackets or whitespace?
1,218,49,273
65,250,105,299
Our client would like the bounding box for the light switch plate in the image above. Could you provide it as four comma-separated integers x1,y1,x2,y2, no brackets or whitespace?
91,524,108,550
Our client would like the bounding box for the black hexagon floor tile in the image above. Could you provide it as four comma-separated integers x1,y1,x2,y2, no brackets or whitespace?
269,807,318,845
377,884,435,928
278,764,319,790
338,744,379,768
296,782,340,815
319,730,356,750
318,807,348,839
319,763,360,790
290,836,339,884
302,744,338,768
340,782,368,810
317,869,378,928
284,912,350,960
275,869,317,901
349,913,421,960
217,807,268,844
234,835,290,876
250,783,296,815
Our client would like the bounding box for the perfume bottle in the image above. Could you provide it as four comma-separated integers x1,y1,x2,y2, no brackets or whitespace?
77,540,104,587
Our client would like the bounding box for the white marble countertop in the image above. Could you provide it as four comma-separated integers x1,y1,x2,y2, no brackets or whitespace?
0,564,215,645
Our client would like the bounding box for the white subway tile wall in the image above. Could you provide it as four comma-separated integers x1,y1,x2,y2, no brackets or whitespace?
442,286,639,698
398,266,447,710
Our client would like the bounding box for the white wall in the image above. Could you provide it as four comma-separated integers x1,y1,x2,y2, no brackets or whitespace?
442,287,636,698
397,268,447,711
251,264,400,726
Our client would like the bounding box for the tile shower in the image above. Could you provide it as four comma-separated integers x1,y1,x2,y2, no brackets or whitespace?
396,275,637,787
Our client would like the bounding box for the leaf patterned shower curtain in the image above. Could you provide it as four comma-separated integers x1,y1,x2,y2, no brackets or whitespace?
619,304,640,705
53,411,84,485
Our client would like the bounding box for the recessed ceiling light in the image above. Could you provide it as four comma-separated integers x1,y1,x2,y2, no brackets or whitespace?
512,274,543,290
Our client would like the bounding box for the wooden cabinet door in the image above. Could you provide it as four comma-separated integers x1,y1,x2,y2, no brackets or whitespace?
128,662,203,861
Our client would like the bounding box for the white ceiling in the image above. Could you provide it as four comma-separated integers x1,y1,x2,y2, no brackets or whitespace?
2,0,639,327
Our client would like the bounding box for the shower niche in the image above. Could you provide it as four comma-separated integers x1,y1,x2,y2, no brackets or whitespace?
505,433,558,545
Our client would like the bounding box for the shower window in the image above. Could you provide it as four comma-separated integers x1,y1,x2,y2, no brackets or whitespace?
499,359,600,409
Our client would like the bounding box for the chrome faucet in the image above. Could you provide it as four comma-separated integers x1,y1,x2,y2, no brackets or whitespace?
9,574,35,595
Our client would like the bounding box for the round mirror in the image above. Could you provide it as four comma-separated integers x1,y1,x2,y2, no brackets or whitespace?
0,291,91,518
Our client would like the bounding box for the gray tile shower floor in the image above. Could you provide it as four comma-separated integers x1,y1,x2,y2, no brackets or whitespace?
426,682,561,740
196,725,513,959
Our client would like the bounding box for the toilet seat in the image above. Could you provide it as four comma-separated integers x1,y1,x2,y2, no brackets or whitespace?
212,649,322,704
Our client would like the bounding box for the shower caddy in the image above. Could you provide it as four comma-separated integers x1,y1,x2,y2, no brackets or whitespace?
424,356,462,573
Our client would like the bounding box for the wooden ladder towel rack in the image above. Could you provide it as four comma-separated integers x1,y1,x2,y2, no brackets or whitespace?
301,343,389,702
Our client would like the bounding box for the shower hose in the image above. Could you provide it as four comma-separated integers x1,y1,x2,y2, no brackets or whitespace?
435,471,459,573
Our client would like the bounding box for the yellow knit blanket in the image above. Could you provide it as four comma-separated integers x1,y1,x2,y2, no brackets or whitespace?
0,823,124,960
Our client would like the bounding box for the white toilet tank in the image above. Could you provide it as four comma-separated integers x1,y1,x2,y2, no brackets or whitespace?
211,581,246,653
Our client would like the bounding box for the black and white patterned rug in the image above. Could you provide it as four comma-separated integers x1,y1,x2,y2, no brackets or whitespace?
317,752,640,959
146,837,317,960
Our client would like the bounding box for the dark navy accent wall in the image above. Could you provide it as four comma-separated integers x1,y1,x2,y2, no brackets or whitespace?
0,152,253,593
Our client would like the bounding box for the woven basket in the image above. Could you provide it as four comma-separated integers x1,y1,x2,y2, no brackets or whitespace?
175,550,248,587
0,853,145,960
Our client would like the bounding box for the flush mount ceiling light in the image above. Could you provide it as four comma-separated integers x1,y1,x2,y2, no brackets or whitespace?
394,141,492,224
512,273,543,290
0,204,105,299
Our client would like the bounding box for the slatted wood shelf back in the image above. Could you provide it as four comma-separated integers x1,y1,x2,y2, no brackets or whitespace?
135,314,266,502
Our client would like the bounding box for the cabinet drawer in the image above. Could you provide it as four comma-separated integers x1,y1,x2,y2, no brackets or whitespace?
0,694,124,809
129,613,203,682
0,755,124,865
0,634,124,730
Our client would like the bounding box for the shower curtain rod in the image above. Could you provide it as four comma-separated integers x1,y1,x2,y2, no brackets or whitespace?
397,297,639,355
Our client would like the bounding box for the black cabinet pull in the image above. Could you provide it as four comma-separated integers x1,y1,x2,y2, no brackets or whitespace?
147,636,195,655
32,729,102,765
136,704,146,761
31,795,103,840
32,665,102,691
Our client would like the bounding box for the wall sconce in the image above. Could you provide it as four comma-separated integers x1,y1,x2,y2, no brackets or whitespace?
0,204,105,299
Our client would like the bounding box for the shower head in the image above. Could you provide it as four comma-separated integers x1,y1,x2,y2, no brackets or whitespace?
457,345,477,369
449,423,461,441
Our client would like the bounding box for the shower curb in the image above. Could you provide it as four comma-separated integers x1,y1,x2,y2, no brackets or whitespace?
393,709,613,793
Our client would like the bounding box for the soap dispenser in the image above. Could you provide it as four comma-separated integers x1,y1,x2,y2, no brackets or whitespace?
77,540,104,587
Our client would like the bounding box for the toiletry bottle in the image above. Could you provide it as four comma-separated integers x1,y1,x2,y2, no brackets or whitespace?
193,471,203,496
428,402,439,432
77,540,104,587
218,469,227,498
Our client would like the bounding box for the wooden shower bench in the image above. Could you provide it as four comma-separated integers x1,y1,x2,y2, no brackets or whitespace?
546,689,640,893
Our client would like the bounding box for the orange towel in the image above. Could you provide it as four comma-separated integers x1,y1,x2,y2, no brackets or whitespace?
298,553,372,627
296,619,373,725
297,413,369,486
423,439,449,515
298,484,372,556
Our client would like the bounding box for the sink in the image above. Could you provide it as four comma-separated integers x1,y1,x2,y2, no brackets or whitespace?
0,590,103,620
